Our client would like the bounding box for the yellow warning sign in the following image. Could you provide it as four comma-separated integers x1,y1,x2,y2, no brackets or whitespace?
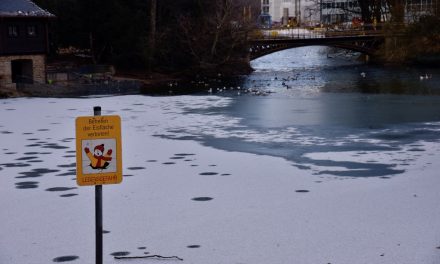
75,115,122,186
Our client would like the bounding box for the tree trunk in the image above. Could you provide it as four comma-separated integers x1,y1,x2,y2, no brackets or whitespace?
147,0,157,73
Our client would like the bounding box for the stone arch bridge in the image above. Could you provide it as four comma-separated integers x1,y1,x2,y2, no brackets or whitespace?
249,29,386,60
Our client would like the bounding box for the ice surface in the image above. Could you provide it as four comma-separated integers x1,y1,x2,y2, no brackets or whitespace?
0,96,440,264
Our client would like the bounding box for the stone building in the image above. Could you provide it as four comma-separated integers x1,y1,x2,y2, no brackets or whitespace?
0,0,54,91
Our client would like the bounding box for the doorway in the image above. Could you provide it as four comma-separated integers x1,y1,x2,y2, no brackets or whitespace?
11,59,33,84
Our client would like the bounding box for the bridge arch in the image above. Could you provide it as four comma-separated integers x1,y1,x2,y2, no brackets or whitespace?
250,43,374,60
249,34,384,60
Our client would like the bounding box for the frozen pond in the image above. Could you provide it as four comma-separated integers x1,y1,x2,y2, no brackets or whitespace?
1,47,440,264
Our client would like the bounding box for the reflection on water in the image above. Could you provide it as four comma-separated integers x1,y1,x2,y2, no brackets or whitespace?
173,46,440,177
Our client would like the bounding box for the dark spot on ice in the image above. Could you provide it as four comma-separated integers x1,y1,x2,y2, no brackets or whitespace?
63,155,76,158
27,138,40,141
199,172,218,176
380,176,391,179
43,143,69,149
5,108,15,111
46,187,78,192
23,132,33,135
436,246,440,249
52,255,79,262
124,174,134,177
162,162,175,165
127,167,146,170
1,131,12,134
110,251,130,257
221,173,231,176
24,152,39,155
28,160,43,163
170,156,185,160
67,109,77,111
16,156,38,161
190,164,198,167
61,138,74,142
2,163,30,168
60,193,78,197
65,150,76,153
40,152,52,155
57,163,76,168
103,230,110,234
187,245,201,248
4,152,17,155
147,160,157,162
16,168,60,178
38,129,50,131
121,108,133,111
138,246,147,250
15,181,39,189
174,153,196,156
192,197,213,201
133,103,144,106
295,190,310,193
209,164,217,167
26,144,41,147
56,171,76,177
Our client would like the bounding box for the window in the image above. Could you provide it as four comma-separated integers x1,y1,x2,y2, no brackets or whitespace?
27,25,37,37
263,6,270,13
8,25,19,37
263,0,269,4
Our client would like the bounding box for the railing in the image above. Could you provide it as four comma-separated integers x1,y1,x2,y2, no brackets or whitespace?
250,24,390,41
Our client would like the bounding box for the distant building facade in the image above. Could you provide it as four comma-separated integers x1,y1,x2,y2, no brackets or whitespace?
260,0,304,26
0,0,54,90
320,0,360,24
405,0,438,22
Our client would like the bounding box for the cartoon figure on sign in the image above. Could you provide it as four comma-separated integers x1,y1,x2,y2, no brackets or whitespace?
84,144,112,170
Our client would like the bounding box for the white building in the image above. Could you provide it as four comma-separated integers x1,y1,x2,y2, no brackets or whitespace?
261,0,302,26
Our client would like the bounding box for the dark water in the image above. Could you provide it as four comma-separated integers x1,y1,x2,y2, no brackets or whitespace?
170,46,440,177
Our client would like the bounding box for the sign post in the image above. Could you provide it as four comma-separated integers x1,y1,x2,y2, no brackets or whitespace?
75,106,122,264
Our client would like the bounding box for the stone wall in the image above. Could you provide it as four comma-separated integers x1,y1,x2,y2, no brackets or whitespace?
0,54,46,90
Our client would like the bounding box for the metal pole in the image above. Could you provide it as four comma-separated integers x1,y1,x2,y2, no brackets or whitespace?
93,106,103,264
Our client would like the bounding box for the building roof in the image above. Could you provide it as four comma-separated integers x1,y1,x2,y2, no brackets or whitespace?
0,0,54,17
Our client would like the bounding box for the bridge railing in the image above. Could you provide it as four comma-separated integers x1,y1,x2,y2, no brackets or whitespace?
250,25,387,40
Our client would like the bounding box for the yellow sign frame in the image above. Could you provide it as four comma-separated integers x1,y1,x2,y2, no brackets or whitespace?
75,115,122,186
